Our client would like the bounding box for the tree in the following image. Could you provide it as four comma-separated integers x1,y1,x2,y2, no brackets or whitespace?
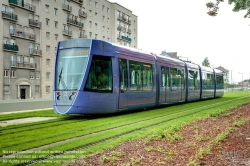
206,0,250,18
202,57,210,67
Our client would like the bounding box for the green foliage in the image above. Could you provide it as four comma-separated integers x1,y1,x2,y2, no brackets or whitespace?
207,0,250,18
202,57,210,67
195,148,212,159
233,121,244,127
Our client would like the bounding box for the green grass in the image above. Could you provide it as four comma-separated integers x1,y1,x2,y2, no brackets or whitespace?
0,110,59,121
0,91,250,165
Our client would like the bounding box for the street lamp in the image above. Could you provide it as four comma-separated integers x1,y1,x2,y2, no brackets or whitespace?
229,70,233,85
239,72,243,89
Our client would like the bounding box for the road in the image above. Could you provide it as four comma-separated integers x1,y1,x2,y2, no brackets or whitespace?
0,98,53,113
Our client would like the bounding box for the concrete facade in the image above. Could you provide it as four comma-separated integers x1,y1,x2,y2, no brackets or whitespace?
0,0,138,100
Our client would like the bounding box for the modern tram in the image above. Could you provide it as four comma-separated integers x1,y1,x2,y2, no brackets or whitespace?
53,39,224,114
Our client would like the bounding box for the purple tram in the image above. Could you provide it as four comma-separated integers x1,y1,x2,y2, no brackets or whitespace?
53,39,224,114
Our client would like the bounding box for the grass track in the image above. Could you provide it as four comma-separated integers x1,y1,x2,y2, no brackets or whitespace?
0,91,250,165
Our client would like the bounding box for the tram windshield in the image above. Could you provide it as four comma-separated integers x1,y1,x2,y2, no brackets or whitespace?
56,48,89,91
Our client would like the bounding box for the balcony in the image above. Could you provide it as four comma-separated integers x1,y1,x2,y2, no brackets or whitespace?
10,29,36,41
2,11,18,21
29,19,42,28
117,25,123,30
67,18,84,28
29,48,42,56
10,60,37,69
79,9,87,18
62,29,72,36
62,3,72,12
127,29,131,34
117,34,122,39
71,0,83,5
9,0,36,12
122,36,132,42
117,15,131,24
79,34,87,38
3,44,19,52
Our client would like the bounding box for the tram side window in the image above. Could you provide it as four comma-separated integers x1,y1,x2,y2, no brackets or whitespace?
216,75,224,89
129,60,142,91
161,66,170,89
170,68,178,90
206,73,214,89
85,56,112,92
142,63,153,91
119,59,128,92
195,70,200,90
210,73,215,88
189,70,195,90
178,69,185,91
202,72,207,89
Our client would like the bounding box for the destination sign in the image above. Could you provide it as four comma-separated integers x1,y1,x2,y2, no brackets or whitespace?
65,49,89,56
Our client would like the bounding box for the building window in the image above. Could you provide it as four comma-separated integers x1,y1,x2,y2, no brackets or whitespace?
107,28,109,34
46,32,50,39
35,85,40,94
89,10,92,16
95,1,97,8
102,5,105,11
107,18,109,24
54,8,58,15
24,56,29,63
4,70,8,77
107,38,109,41
102,16,105,22
103,26,105,31
55,21,58,28
46,18,50,26
36,72,40,79
46,72,50,80
89,32,92,38
89,0,91,5
89,21,92,28
17,55,22,63
103,36,105,40
46,59,50,66
2,5,7,12
55,34,58,40
46,86,50,93
95,12,97,19
10,70,15,78
30,71,35,79
107,8,109,13
95,34,97,39
45,4,49,12
46,45,50,53
95,23,97,30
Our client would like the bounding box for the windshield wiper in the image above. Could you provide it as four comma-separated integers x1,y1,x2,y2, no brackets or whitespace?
58,67,63,87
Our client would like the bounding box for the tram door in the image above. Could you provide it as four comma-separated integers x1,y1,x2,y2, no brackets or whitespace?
118,59,128,110
160,66,171,104
169,67,185,103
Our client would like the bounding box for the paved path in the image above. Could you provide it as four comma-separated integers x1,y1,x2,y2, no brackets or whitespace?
0,98,53,113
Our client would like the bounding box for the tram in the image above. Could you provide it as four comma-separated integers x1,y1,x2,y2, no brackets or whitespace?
53,39,224,114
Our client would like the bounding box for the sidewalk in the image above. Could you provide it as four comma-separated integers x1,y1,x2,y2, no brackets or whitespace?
0,98,53,114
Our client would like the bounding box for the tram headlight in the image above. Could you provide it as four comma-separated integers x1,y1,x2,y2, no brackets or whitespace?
56,92,61,100
69,92,76,100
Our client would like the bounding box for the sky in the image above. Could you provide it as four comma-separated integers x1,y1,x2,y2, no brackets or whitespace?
111,0,250,83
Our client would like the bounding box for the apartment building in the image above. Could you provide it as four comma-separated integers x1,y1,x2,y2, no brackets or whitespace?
0,0,138,100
